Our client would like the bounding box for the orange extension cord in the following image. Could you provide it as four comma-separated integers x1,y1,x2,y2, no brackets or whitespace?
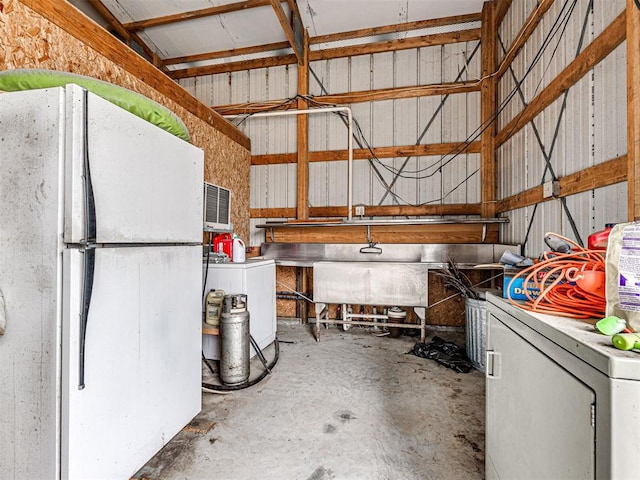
506,233,607,319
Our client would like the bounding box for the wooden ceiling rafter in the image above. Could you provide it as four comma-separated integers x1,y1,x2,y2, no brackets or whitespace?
163,41,292,66
269,0,305,64
162,12,480,72
310,27,480,61
168,26,480,79
122,0,286,31
310,12,481,45
87,0,130,43
23,0,250,149
171,54,299,78
87,0,167,71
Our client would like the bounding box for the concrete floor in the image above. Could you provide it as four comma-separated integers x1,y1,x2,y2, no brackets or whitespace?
133,322,485,480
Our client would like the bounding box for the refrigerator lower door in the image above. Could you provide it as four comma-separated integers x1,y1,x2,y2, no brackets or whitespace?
61,246,201,480
63,84,203,245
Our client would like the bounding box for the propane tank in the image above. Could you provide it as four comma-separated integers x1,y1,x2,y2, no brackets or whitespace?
220,294,250,385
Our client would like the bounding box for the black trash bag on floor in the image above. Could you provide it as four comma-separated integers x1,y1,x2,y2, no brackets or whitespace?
410,336,473,373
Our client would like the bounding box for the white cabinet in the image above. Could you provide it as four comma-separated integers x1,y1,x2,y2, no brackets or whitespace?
202,258,276,360
486,296,640,480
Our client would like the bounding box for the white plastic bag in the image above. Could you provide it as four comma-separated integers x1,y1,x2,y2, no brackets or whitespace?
606,222,640,331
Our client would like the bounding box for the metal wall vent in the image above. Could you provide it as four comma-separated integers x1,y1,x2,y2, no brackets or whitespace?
203,182,232,232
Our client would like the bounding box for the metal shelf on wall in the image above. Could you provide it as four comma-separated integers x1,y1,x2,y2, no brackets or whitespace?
203,223,234,234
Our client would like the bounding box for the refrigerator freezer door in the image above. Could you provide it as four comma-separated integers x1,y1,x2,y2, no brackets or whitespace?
61,246,202,480
64,85,203,245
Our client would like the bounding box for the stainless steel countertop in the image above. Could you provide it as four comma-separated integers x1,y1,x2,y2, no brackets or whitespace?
261,242,519,265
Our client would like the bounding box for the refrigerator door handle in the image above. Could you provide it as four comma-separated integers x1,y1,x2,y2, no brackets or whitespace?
79,88,97,390
79,247,96,390
82,88,97,244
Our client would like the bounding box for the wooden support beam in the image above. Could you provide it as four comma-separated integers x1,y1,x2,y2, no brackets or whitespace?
169,54,297,78
497,156,627,213
628,0,640,221
269,0,304,65
287,0,306,59
252,203,482,219
22,0,250,149
496,0,554,79
167,13,480,67
89,0,166,73
496,10,626,147
310,28,481,61
168,27,480,78
317,81,482,104
251,142,481,165
87,0,130,43
297,29,310,219
123,0,280,31
214,81,480,113
163,41,291,66
481,1,497,218
310,13,482,45
495,0,513,29
261,222,498,244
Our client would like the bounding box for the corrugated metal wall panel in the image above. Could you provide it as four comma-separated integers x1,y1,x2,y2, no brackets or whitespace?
497,2,627,256
593,0,626,36
594,184,627,228
180,3,628,248
563,190,593,244
593,43,627,162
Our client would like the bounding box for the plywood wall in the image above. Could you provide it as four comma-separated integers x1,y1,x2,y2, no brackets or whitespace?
0,0,251,239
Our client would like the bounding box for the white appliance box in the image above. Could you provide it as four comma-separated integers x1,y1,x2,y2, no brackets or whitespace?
486,295,640,480
202,258,277,360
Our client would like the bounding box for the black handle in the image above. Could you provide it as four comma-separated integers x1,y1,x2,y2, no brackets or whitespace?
79,89,97,390
78,247,95,389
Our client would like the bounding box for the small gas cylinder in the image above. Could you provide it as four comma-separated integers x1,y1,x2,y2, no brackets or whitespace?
220,294,250,386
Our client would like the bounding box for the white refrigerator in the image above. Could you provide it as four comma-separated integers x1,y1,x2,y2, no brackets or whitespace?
0,85,203,479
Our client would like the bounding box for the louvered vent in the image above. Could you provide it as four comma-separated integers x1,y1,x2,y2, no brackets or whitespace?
203,182,232,231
